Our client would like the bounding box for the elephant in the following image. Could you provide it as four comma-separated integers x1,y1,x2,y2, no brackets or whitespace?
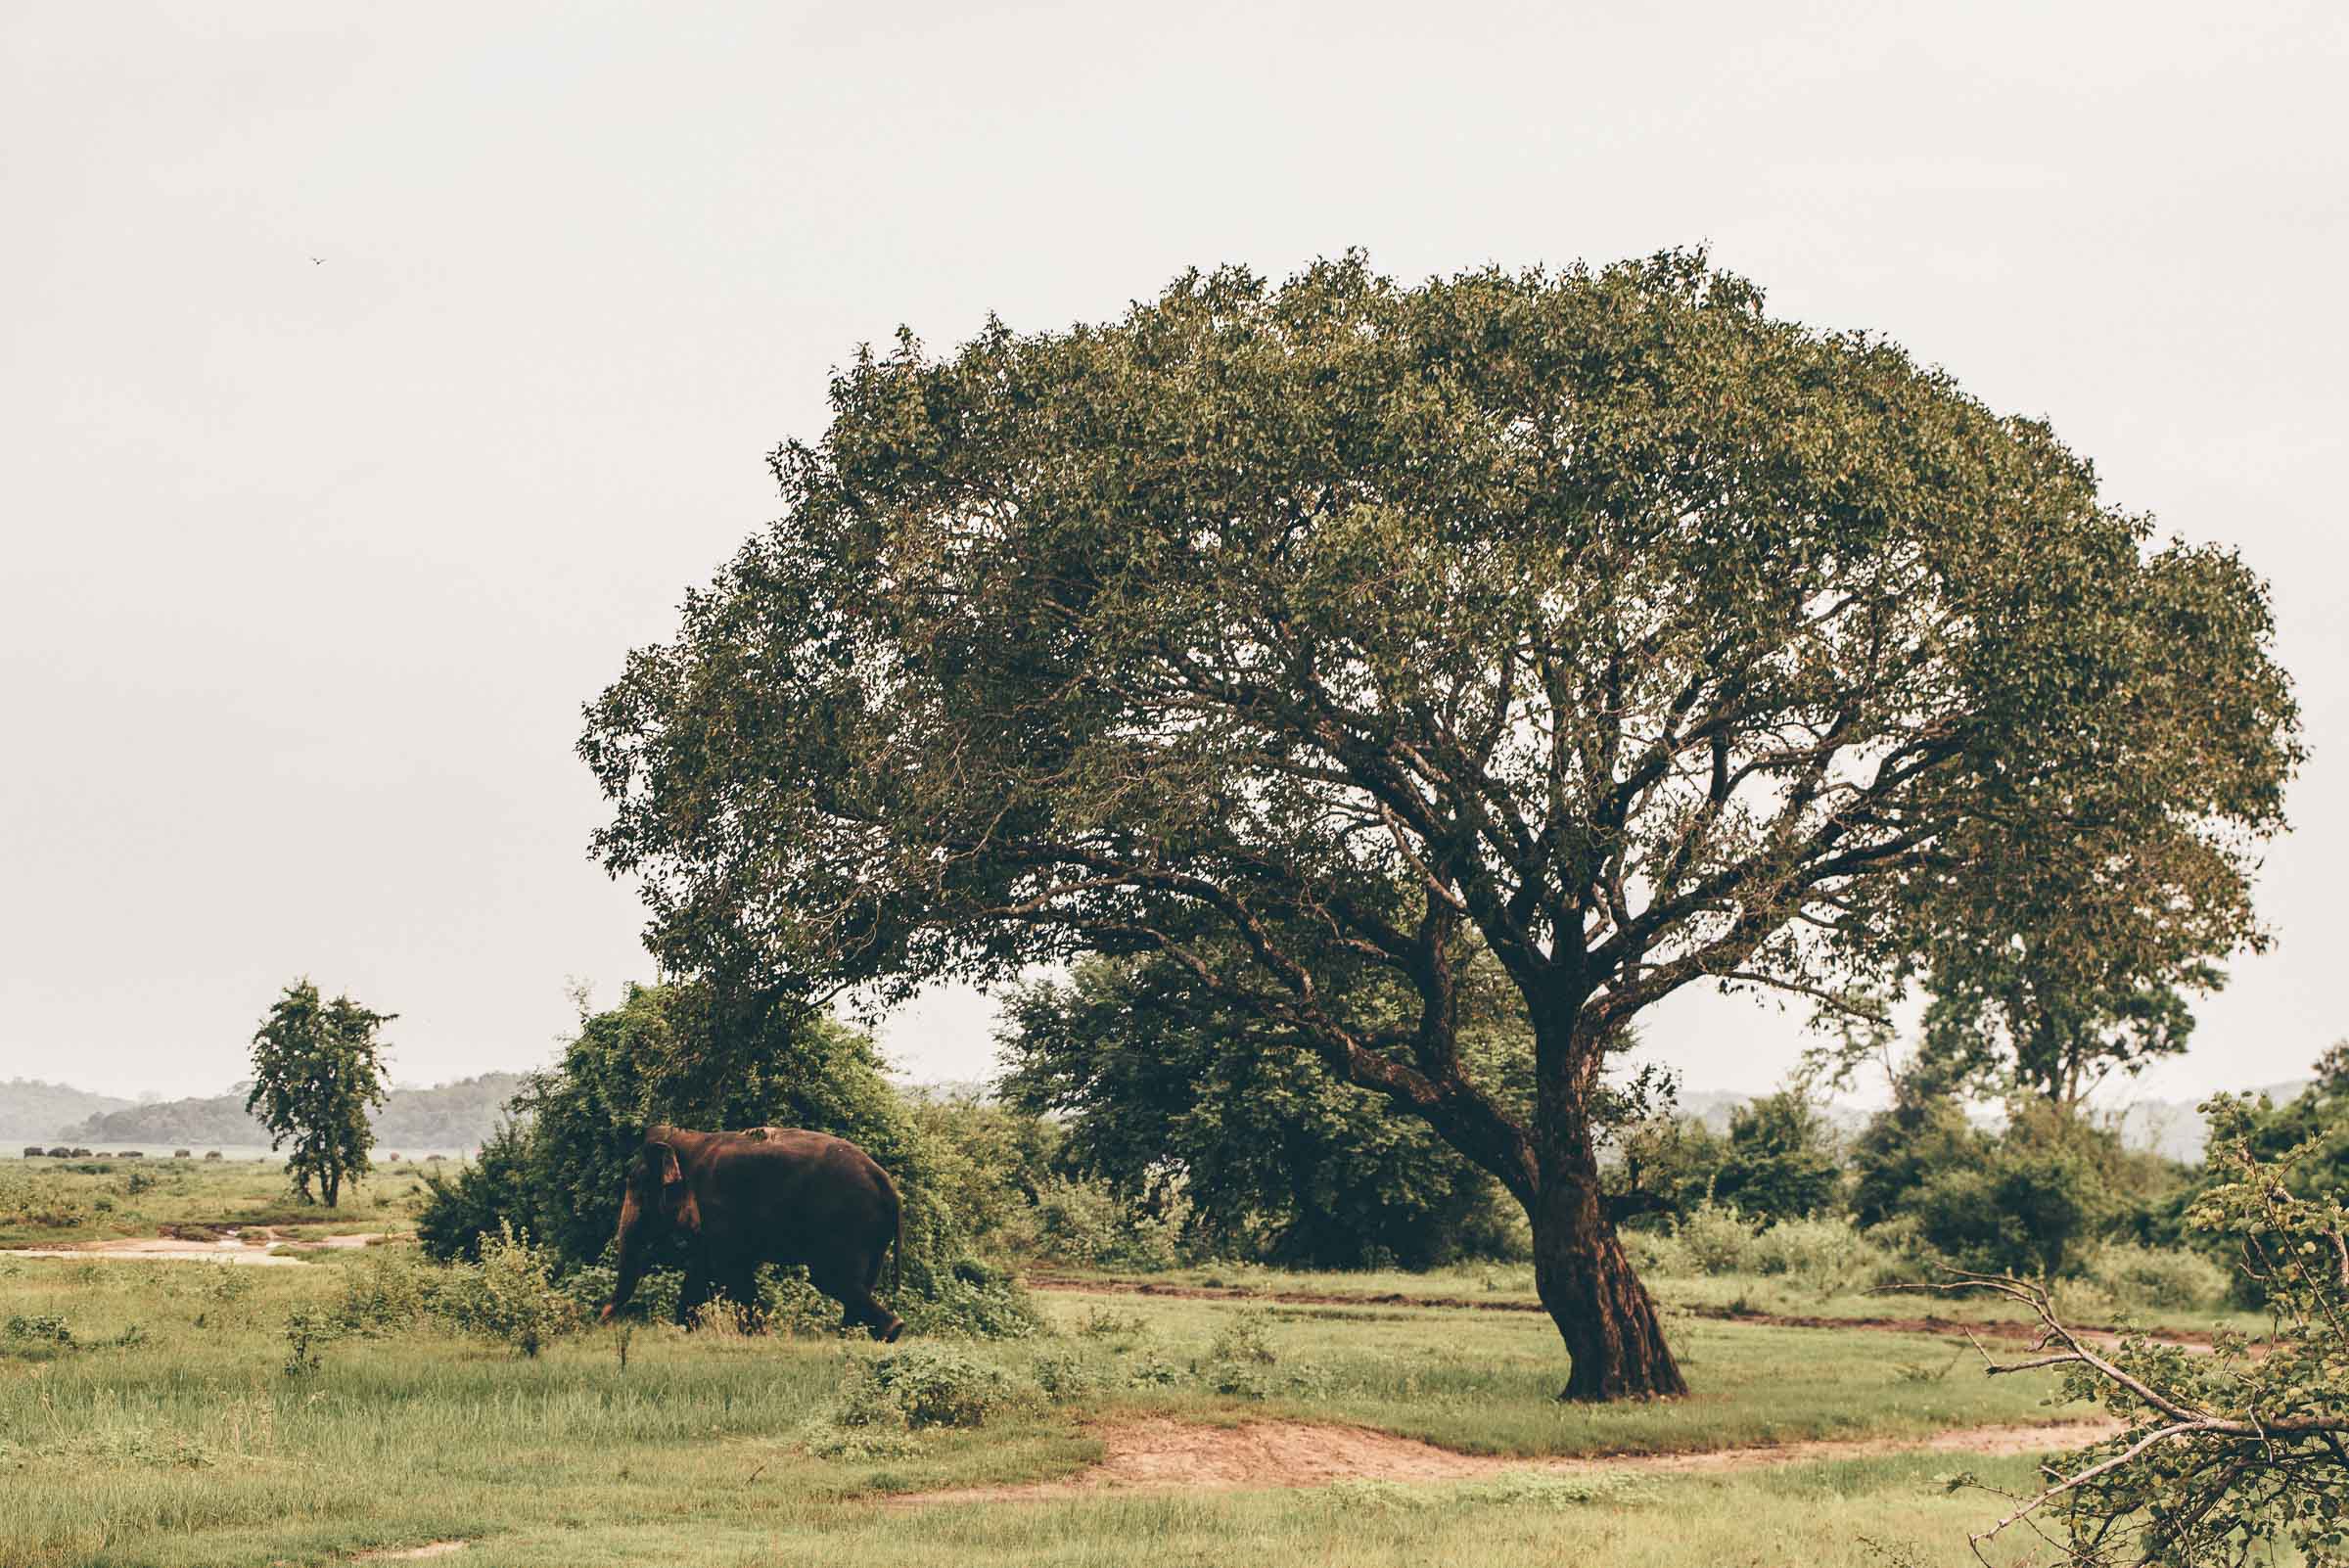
599,1125,905,1342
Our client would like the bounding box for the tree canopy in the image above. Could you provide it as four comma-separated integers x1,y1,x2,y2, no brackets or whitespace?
581,250,2297,1398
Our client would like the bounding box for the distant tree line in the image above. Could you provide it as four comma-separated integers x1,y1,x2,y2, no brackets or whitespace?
45,1072,529,1149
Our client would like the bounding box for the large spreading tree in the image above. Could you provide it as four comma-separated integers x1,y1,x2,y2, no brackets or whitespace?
581,252,2296,1399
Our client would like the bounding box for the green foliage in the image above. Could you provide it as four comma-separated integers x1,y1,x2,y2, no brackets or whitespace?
413,1120,534,1263
331,1250,434,1336
5,1314,73,1347
999,953,1525,1268
905,1091,1062,1256
2158,1050,2349,1303
0,1169,91,1230
895,1263,1044,1341
2080,1241,2228,1314
1848,1096,1986,1230
1850,1097,2154,1278
1707,1093,1843,1223
1026,1174,1187,1270
431,1221,583,1357
579,249,2297,1397
829,1344,1034,1430
245,979,393,1207
279,1309,338,1377
1949,1097,2349,1564
1028,1346,1114,1402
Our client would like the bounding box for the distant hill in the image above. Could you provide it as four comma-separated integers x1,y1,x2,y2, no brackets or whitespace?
50,1072,530,1151
0,1080,136,1144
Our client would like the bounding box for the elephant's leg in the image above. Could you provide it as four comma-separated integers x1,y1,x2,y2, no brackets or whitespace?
817,1259,903,1344
676,1264,713,1328
721,1264,762,1331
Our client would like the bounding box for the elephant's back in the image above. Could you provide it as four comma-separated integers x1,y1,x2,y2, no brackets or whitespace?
703,1129,898,1245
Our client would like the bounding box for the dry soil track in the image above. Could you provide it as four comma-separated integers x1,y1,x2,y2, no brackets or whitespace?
889,1413,2123,1505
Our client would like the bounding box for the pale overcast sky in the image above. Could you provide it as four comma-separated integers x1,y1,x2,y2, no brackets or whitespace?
3,2,2343,1106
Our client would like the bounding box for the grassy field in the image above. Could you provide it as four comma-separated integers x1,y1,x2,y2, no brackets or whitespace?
0,1155,434,1247
0,1161,2170,1566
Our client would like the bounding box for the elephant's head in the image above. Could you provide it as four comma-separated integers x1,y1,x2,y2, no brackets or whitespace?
600,1136,699,1322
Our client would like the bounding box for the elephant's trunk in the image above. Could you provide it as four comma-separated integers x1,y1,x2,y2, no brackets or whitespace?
605,1204,651,1321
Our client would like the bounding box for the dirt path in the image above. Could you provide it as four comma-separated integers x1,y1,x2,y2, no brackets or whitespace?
1024,1274,2221,1349
3,1228,388,1267
890,1414,2122,1506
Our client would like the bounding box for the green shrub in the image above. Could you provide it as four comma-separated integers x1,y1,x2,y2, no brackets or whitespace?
831,1344,1033,1430
1074,1305,1151,1339
334,1250,433,1335
281,1309,338,1376
1472,1471,1653,1509
1620,1228,1691,1275
1207,1310,1277,1366
1029,1175,1184,1269
4,1314,72,1347
433,1221,581,1356
1030,1347,1113,1401
2087,1241,2229,1313
0,1171,92,1230
1748,1214,1876,1285
898,1264,1045,1340
1675,1199,1758,1274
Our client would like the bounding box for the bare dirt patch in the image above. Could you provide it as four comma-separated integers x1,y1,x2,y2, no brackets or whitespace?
352,1543,468,1561
888,1415,2122,1505
2,1228,389,1268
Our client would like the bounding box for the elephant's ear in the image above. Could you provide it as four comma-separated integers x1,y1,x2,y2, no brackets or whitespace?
651,1141,693,1225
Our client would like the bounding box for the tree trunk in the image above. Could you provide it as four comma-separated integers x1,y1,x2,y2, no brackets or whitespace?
1530,1174,1686,1400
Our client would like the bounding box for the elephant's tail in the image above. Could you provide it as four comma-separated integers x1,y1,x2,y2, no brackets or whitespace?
892,1202,902,1297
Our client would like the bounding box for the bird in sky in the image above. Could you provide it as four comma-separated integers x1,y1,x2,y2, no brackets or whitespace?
310,256,324,265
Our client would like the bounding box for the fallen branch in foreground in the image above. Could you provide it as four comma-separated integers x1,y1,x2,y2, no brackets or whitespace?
1883,1103,2349,1566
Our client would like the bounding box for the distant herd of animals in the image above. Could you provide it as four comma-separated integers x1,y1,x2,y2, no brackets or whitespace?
17,1147,451,1162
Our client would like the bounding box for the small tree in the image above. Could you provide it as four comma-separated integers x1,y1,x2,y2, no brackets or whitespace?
246,979,392,1207
1707,1092,1843,1224
1924,1096,2349,1565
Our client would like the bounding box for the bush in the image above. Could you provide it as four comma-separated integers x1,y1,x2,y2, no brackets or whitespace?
2086,1241,2229,1313
334,1251,433,1335
1029,1176,1184,1270
5,1314,72,1347
433,1221,581,1356
831,1344,1034,1430
906,1092,1062,1255
898,1265,1045,1340
281,1309,338,1376
1674,1199,1758,1275
1030,1347,1113,1401
0,1171,91,1231
1747,1215,1878,1287
1198,1309,1323,1399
